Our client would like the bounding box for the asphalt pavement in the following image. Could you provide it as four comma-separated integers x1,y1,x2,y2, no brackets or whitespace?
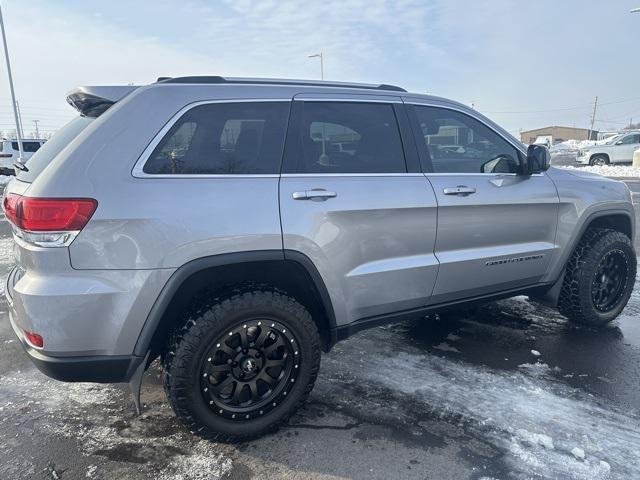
1,181,640,480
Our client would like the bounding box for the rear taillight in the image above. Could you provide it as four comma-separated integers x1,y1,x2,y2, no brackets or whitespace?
2,193,97,247
23,329,44,348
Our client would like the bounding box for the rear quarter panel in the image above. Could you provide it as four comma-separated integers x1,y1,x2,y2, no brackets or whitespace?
25,85,290,269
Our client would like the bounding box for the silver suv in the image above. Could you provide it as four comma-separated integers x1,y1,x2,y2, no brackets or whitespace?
3,77,636,440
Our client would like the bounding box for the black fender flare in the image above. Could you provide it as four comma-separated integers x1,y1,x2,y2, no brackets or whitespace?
133,249,337,356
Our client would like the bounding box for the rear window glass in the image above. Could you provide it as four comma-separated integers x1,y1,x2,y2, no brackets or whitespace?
12,141,42,153
16,116,93,183
143,102,289,175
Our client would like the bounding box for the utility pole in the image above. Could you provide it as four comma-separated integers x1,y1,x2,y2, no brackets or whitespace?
308,52,324,80
33,119,40,138
0,3,24,160
589,96,598,141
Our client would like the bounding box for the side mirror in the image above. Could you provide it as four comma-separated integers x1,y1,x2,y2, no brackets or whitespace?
616,140,623,145
524,144,550,174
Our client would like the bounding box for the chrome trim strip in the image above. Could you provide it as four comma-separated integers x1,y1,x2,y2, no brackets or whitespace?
280,173,425,178
423,172,544,177
293,97,402,104
132,98,291,179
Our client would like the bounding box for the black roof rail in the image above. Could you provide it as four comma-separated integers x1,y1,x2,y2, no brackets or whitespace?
155,76,406,92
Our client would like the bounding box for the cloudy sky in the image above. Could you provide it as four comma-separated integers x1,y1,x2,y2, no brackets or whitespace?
1,0,639,138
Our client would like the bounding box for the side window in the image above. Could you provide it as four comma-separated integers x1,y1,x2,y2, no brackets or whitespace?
143,102,289,175
284,102,406,174
620,134,640,144
412,105,521,174
618,134,640,145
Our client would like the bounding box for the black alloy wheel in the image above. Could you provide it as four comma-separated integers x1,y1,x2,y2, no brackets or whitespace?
200,318,299,420
591,249,629,312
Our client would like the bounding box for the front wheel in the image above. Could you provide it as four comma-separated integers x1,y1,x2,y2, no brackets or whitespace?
590,155,609,166
558,229,636,326
162,290,321,441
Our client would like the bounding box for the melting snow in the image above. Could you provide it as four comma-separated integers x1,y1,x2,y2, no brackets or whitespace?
559,164,640,178
322,319,640,480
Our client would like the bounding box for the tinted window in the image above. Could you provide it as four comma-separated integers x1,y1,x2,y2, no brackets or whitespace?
413,106,520,174
144,102,289,175
284,102,406,174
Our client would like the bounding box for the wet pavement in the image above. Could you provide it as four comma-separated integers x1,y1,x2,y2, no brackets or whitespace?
0,183,639,480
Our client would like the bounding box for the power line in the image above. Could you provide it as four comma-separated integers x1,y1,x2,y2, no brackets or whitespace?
484,96,640,115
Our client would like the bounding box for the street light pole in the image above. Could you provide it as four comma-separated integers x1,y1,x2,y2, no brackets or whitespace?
0,3,24,161
308,52,324,80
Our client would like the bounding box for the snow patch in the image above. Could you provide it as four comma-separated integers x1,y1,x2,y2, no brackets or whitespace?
0,175,13,185
559,164,640,178
572,447,586,460
322,327,640,480
0,372,234,479
433,342,460,353
531,350,541,357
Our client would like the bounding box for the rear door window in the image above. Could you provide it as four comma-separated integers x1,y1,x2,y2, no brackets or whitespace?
143,101,290,175
283,102,406,174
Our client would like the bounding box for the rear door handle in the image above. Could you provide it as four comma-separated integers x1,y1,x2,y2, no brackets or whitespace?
443,185,476,196
292,189,337,200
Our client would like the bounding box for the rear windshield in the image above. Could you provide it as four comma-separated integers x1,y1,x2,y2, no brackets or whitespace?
16,116,93,182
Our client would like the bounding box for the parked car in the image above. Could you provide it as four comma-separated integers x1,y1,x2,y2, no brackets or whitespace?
0,139,46,174
577,131,640,165
3,77,636,441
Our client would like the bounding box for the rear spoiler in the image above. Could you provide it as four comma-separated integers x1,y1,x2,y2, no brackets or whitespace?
66,85,138,117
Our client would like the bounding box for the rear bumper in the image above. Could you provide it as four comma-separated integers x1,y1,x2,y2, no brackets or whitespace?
6,279,143,382
22,345,141,383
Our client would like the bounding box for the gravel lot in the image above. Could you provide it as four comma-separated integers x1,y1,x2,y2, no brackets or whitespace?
1,182,640,480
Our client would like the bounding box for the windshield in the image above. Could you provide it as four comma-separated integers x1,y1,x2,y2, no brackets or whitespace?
605,135,623,145
16,116,94,183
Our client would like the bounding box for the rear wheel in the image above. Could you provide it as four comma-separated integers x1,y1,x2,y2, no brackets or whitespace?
163,289,321,441
590,155,609,166
558,228,636,326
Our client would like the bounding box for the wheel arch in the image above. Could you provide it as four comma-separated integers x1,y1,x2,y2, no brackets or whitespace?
590,152,610,164
133,250,337,359
535,208,634,307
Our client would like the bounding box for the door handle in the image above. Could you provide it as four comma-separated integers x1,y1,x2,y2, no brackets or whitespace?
443,185,476,196
292,189,337,200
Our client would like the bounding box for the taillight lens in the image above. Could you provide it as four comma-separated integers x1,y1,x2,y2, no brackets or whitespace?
3,194,97,231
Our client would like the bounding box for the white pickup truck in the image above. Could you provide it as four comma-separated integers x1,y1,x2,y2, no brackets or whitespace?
577,131,640,165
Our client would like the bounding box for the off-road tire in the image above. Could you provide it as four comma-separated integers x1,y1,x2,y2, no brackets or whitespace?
162,289,321,441
558,228,636,326
589,155,609,166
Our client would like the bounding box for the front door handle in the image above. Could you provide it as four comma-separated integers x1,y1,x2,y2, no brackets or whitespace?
443,185,476,196
292,189,337,200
